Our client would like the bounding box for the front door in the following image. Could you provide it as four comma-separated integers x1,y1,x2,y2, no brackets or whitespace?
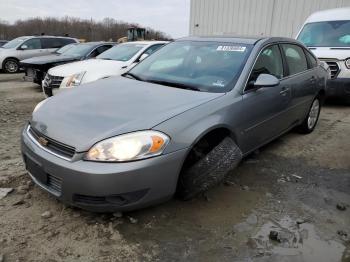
17,38,44,60
239,44,292,153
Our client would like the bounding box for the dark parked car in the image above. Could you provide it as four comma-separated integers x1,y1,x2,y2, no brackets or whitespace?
0,40,8,47
21,42,115,84
21,36,327,212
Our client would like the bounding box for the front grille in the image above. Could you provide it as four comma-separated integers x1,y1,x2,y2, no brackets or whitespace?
324,61,340,79
47,174,62,194
28,126,76,160
24,155,62,196
73,190,149,206
43,74,64,88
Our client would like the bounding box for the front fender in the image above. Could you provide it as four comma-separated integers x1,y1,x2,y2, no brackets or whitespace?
153,94,241,154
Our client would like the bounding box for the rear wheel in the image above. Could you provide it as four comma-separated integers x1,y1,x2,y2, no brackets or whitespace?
298,97,321,134
3,58,19,73
177,136,242,200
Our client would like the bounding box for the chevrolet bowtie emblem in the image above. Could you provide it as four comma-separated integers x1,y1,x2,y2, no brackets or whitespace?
38,137,48,146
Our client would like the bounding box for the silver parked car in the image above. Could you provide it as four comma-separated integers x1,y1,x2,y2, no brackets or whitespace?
0,36,78,73
21,36,327,212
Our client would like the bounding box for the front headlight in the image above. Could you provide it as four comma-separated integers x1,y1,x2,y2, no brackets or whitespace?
63,71,86,87
345,58,350,69
85,131,170,162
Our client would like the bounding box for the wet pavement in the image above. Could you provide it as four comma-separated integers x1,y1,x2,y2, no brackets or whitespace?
0,73,349,261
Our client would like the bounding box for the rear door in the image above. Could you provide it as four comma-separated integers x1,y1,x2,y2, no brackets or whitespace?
280,43,316,124
240,44,292,152
41,38,63,54
128,44,166,71
87,45,114,58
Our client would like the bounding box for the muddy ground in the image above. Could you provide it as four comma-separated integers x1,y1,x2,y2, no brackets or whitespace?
0,73,349,262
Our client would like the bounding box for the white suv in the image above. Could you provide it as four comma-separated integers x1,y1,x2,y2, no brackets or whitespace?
0,36,78,73
297,7,350,103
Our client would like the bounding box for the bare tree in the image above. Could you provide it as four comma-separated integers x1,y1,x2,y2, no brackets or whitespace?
0,16,172,41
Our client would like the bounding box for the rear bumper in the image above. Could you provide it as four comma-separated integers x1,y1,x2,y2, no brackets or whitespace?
326,78,350,100
21,126,187,212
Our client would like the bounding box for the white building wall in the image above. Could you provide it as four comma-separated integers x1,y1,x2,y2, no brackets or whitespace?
190,0,350,38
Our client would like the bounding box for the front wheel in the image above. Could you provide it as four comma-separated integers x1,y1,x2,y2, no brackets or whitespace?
177,137,242,200
3,58,20,73
298,97,321,134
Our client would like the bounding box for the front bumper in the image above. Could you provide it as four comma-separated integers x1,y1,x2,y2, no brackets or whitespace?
22,67,45,84
21,127,187,212
326,78,350,101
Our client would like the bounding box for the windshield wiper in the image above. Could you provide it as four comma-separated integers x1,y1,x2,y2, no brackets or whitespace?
145,79,201,91
123,72,143,81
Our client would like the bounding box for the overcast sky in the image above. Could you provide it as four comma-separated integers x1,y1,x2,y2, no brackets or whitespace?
0,0,190,38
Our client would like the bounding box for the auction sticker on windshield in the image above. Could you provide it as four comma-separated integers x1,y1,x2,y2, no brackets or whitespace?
217,46,246,52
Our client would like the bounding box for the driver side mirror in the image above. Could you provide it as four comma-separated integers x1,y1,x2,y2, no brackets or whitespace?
139,53,149,62
20,44,28,50
254,74,280,88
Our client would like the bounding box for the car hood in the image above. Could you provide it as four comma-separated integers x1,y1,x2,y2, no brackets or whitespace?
48,59,128,77
20,54,80,65
309,47,350,60
31,76,224,152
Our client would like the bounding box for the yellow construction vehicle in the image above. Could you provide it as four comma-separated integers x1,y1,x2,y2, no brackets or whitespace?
118,27,146,43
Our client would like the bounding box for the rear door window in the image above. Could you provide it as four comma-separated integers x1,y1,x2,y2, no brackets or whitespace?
95,45,113,55
143,44,165,56
281,44,308,75
41,38,63,49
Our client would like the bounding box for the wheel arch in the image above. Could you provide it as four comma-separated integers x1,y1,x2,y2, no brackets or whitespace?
189,125,238,149
317,89,326,104
2,57,20,69
175,125,242,198
178,125,240,175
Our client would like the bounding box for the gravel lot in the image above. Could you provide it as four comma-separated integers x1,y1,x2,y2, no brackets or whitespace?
0,73,349,262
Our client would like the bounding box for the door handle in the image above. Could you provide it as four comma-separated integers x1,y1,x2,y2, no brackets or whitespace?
310,76,316,83
280,87,290,96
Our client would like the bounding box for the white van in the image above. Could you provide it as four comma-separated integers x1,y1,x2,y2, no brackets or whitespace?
297,8,350,103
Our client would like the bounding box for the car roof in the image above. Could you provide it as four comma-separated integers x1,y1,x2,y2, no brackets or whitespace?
305,7,350,23
20,35,77,40
79,41,115,46
176,36,297,45
120,40,169,45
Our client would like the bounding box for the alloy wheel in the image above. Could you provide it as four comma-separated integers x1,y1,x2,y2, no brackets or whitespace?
307,99,320,130
5,60,18,73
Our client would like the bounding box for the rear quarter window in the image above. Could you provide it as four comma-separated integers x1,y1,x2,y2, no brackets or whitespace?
60,38,77,45
305,50,318,68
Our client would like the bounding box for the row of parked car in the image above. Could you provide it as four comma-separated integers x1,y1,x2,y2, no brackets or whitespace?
12,7,350,212
1,7,349,103
0,35,168,97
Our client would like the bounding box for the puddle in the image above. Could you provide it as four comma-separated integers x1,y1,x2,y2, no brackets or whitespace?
252,216,347,262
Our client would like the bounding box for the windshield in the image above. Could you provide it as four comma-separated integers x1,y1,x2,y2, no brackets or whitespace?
128,41,252,93
1,37,29,49
298,20,350,47
97,44,145,61
56,43,75,54
62,44,94,56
